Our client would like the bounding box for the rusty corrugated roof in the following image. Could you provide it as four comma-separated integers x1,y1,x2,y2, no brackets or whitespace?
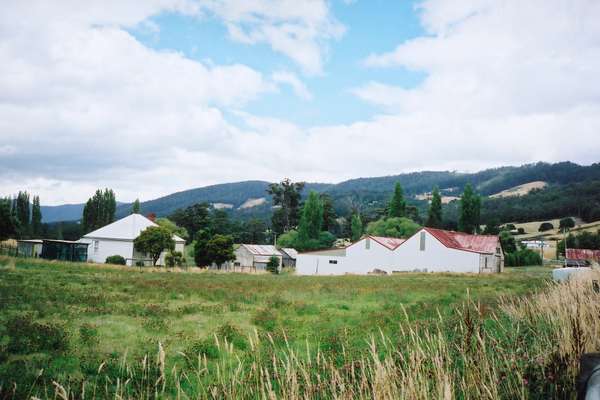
369,236,406,250
425,228,499,254
242,244,281,256
567,248,600,261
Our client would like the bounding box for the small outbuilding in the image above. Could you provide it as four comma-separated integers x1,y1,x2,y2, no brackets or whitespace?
227,244,282,272
280,247,298,268
80,213,185,266
41,239,89,262
17,239,43,258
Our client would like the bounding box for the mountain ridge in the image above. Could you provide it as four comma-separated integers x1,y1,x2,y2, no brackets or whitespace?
40,161,600,223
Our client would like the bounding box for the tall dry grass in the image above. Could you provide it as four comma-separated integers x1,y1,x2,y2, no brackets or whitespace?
22,271,600,399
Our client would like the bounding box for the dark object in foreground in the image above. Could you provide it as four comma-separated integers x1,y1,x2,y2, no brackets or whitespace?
566,259,592,268
578,353,600,399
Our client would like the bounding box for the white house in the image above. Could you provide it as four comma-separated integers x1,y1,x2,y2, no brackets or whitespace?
296,236,405,275
296,229,503,275
224,244,282,272
80,213,185,266
392,228,503,274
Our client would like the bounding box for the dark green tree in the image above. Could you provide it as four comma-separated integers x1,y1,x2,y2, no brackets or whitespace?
210,209,231,236
170,203,210,241
458,183,480,234
193,229,212,267
82,189,117,233
366,217,421,238
499,230,517,253
205,234,235,269
426,187,443,228
134,226,175,265
240,218,267,244
14,191,30,238
132,199,141,214
0,198,17,241
483,217,501,235
559,217,575,231
538,222,554,232
31,195,42,237
298,191,323,243
320,193,338,233
388,182,406,218
351,213,363,241
267,179,305,234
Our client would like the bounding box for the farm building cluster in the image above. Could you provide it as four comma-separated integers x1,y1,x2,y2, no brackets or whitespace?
13,212,511,274
296,227,504,275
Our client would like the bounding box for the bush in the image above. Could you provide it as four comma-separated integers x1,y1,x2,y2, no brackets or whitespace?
538,222,554,232
505,248,543,266
266,256,280,274
165,251,184,268
105,255,126,265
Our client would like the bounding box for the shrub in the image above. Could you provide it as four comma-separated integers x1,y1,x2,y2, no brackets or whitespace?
105,255,126,265
165,251,184,268
538,222,554,232
265,256,280,274
505,248,543,266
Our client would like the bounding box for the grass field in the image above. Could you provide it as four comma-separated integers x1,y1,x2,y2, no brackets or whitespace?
0,256,596,399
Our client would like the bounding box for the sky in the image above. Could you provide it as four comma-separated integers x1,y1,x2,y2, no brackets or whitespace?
1,0,600,205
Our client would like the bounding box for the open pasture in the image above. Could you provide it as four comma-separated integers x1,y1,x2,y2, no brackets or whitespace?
2,257,587,399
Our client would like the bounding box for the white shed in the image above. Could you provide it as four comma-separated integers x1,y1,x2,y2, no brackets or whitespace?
80,213,185,266
224,244,282,272
296,236,405,275
392,228,503,274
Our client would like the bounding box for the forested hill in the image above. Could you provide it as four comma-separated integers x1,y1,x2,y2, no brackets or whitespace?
40,161,600,223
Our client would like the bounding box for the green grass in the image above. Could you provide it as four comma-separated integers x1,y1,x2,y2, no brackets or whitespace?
0,257,552,398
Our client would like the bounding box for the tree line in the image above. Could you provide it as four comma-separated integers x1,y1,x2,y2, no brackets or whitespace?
0,192,42,241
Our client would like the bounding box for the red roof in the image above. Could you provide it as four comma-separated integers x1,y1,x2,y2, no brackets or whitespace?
567,248,600,261
424,227,499,254
369,236,406,250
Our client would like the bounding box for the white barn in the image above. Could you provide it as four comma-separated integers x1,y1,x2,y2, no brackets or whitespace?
296,229,503,275
296,236,405,275
80,213,185,266
393,228,503,274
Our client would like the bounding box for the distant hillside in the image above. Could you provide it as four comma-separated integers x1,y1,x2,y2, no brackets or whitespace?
40,161,600,224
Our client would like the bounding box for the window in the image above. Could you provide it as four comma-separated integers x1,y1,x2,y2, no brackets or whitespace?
329,260,338,264
93,240,99,253
365,238,370,250
419,232,426,251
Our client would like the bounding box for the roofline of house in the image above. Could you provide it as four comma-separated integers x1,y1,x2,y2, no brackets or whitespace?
82,235,185,243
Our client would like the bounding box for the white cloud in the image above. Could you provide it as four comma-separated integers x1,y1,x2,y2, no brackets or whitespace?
200,0,345,74
2,0,600,206
271,71,312,100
